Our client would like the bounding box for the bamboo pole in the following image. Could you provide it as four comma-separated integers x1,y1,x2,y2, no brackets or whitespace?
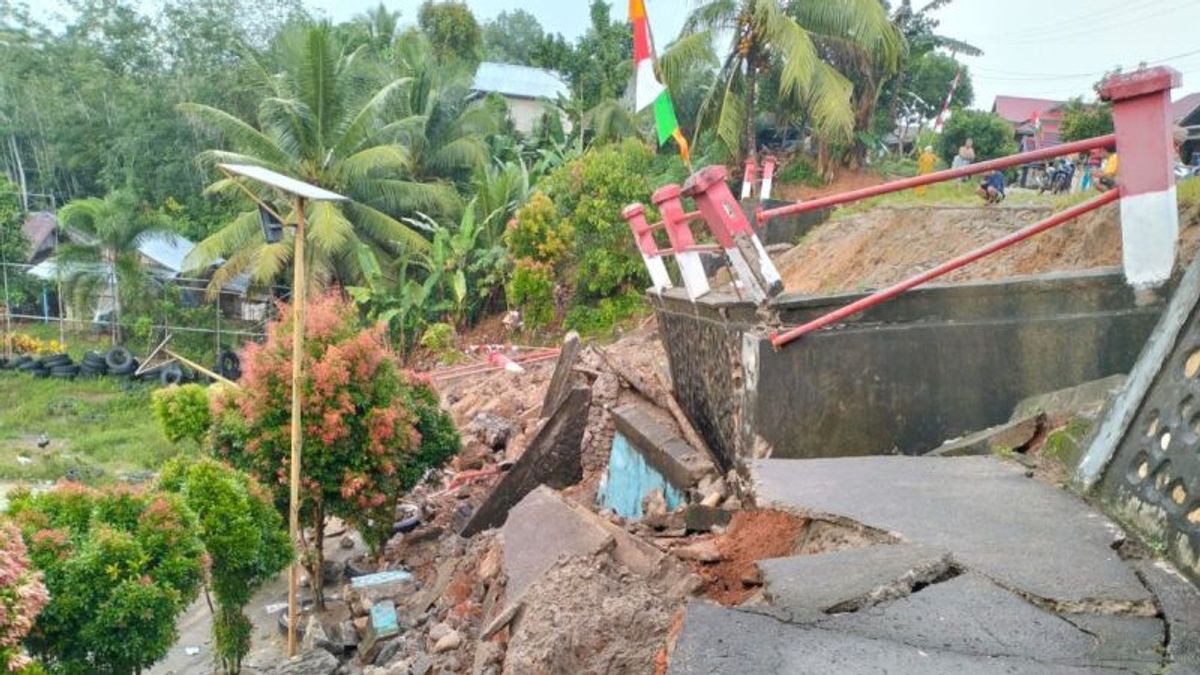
287,196,306,658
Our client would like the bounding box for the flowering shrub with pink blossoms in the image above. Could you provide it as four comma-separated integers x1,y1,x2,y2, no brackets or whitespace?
210,292,459,608
0,522,48,673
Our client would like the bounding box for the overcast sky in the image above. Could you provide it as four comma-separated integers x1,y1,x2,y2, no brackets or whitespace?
303,0,1200,109
34,0,1200,108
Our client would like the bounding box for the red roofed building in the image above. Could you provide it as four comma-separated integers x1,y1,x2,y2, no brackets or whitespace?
992,96,1066,150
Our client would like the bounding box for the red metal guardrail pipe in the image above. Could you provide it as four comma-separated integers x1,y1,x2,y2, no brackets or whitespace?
769,188,1120,348
757,134,1116,224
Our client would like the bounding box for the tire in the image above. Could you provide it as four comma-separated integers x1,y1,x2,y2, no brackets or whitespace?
82,351,106,367
79,365,102,377
39,354,70,368
110,357,139,378
105,346,133,370
32,367,50,378
50,364,79,376
160,364,183,386
17,360,40,371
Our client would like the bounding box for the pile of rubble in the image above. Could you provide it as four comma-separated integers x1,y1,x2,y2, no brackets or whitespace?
261,322,788,675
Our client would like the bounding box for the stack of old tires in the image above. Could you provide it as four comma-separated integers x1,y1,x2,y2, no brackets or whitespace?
1,346,241,386
102,346,138,378
0,353,80,379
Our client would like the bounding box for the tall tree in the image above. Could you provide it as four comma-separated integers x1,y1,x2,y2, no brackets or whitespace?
567,1,631,110
56,189,175,335
418,1,482,68
482,9,545,65
180,23,457,292
673,0,900,162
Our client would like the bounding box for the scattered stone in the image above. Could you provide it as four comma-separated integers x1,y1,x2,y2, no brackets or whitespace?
699,476,727,501
410,654,433,675
467,412,517,451
323,558,347,584
674,540,724,563
432,630,463,654
372,637,401,666
722,496,742,511
340,535,355,550
684,504,732,533
700,492,722,508
337,619,360,648
481,602,522,640
302,615,331,653
477,544,501,582
265,648,340,675
642,489,668,519
428,622,452,643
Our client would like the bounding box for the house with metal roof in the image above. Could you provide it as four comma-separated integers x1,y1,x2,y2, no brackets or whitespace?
992,96,1066,150
471,62,571,135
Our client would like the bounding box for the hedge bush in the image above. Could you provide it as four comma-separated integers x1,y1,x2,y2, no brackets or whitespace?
151,384,212,445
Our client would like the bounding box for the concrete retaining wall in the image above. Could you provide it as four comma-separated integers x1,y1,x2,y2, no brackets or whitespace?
653,268,1167,466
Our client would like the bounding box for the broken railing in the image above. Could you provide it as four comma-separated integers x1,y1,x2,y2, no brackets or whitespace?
626,67,1184,349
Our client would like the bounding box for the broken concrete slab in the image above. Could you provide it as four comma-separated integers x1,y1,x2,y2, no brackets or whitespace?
667,600,1134,675
611,401,717,489
264,648,340,675
500,486,615,601
1059,613,1164,674
757,544,952,621
815,573,1103,662
541,331,583,418
1133,560,1200,674
1012,374,1126,422
461,385,590,536
929,414,1042,457
754,456,1152,607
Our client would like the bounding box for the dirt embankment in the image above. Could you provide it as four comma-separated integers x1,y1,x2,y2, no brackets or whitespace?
777,203,1200,295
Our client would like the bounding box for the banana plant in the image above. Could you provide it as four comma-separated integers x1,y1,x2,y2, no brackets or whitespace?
346,244,448,354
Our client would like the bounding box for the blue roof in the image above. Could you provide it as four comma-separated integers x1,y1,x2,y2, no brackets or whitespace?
138,233,194,274
471,62,570,101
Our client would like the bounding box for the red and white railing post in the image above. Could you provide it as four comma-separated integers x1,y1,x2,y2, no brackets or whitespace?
760,155,777,201
621,203,673,294
684,165,783,303
652,184,711,300
740,157,758,200
1101,66,1181,288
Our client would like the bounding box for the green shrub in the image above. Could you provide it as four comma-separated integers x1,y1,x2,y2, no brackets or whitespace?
539,139,655,300
7,483,205,674
504,192,571,264
937,110,1018,165
776,157,824,187
404,382,461,489
564,289,647,336
151,384,212,445
508,261,557,331
157,457,291,674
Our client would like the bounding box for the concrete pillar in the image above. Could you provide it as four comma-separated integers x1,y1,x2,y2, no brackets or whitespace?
652,184,711,301
740,158,757,200
760,155,777,201
622,203,673,294
684,165,783,303
1100,67,1182,288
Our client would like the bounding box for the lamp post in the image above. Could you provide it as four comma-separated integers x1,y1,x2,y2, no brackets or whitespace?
216,164,347,657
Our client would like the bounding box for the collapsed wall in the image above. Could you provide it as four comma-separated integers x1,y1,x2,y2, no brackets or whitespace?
654,268,1167,466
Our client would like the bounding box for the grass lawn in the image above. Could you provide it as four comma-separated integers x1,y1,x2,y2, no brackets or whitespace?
0,371,191,483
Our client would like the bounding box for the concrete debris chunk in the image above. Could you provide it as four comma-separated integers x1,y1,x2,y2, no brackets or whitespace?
432,629,463,653
541,331,583,417
461,385,591,536
674,539,724,563
466,411,517,451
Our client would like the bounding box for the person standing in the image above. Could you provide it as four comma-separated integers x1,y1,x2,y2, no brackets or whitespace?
916,145,937,197
952,138,975,181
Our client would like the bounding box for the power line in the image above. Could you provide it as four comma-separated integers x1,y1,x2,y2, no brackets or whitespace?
973,0,1163,42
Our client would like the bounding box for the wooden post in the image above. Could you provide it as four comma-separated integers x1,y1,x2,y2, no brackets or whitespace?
287,196,306,657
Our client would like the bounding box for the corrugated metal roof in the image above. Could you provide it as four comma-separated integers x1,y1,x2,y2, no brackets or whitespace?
992,96,1065,125
138,233,195,275
472,62,570,101
1171,92,1200,123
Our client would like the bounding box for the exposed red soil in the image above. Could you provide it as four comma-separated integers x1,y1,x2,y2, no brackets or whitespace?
775,169,886,202
696,509,808,605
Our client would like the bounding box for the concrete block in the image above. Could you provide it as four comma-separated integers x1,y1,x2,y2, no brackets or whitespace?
758,544,952,621
929,414,1042,457
1134,560,1200,673
683,504,731,533
541,331,583,418
1012,374,1126,422
347,570,415,604
357,600,400,662
500,486,615,601
461,385,591,536
611,401,716,489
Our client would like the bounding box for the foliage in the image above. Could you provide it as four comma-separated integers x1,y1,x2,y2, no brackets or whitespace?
508,261,558,331
672,0,902,160
4,334,64,357
157,457,291,674
539,140,654,301
482,10,545,65
937,110,1018,165
1059,98,1114,143
0,180,29,265
180,23,461,291
403,381,461,490
151,384,212,446
418,1,482,67
57,189,176,331
210,293,455,606
565,289,646,336
903,51,973,119
0,522,48,673
777,158,825,187
566,2,632,109
6,483,205,674
418,322,463,364
505,192,569,331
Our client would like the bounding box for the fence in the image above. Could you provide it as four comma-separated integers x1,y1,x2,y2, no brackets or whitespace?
625,66,1184,349
0,258,281,365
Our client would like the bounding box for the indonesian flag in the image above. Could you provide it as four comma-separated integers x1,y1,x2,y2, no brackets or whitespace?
630,0,690,165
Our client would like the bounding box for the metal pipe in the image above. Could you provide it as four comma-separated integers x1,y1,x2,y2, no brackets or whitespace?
769,189,1120,348
758,134,1116,224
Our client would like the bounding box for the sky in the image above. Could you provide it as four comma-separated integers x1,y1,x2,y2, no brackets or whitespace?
301,0,1200,109
33,0,1200,109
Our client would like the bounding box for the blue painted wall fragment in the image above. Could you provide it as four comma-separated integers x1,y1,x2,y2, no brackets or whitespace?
598,432,685,519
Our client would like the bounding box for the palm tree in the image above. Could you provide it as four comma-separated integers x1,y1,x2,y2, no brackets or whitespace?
180,23,459,292
669,0,901,162
56,189,174,339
